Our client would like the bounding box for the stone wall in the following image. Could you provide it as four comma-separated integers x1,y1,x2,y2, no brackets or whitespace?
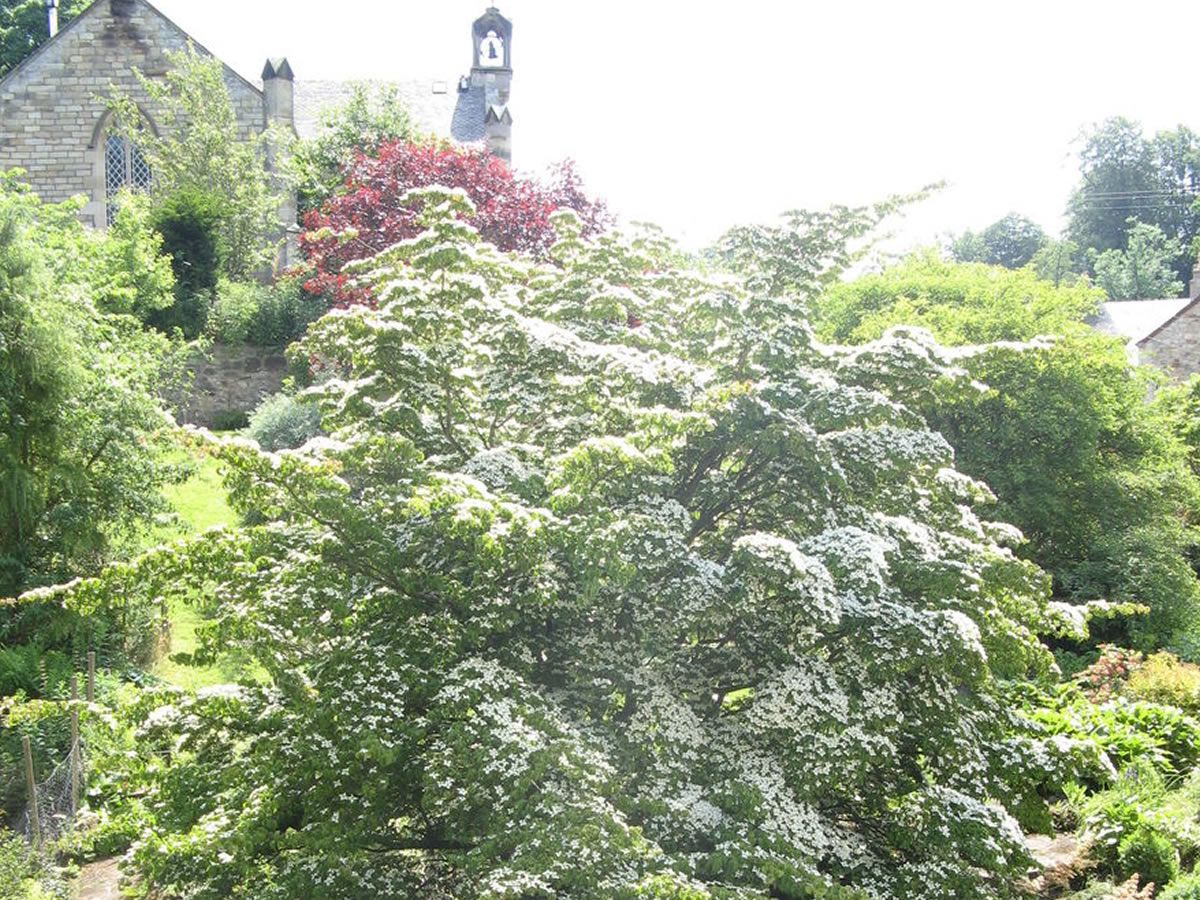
0,0,263,227
173,345,288,428
1139,299,1200,380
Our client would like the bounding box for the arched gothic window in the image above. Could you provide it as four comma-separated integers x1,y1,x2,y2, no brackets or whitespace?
103,131,152,225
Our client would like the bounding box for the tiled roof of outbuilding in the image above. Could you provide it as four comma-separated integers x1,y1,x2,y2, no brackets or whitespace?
1091,298,1196,347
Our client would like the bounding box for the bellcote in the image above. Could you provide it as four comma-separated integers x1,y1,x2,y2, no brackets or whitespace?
472,7,512,71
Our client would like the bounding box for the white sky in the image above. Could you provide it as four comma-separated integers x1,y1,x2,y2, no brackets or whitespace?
149,0,1200,250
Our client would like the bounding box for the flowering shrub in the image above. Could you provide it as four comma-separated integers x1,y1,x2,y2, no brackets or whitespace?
299,141,609,306
1079,646,1146,702
44,189,1104,898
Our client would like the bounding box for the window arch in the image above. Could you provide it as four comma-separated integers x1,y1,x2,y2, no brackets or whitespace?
90,108,157,228
102,132,151,225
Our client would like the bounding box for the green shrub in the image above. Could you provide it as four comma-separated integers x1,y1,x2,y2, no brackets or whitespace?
0,831,69,900
1168,632,1200,666
0,643,71,698
247,276,326,346
1031,688,1200,777
56,804,150,861
1118,825,1179,890
207,277,326,347
210,409,250,432
89,196,176,322
1116,701,1200,776
205,279,259,345
247,392,322,452
1057,647,1101,678
1162,872,1200,898
148,187,224,339
1,695,71,819
1127,653,1200,715
1085,796,1148,872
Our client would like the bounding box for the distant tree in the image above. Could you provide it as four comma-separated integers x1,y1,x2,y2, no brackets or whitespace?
815,251,1101,345
948,229,989,264
291,83,419,215
950,214,1048,269
1067,118,1158,256
1092,219,1184,300
1066,118,1200,285
1150,126,1200,275
811,257,1200,648
0,0,91,78
300,140,609,306
981,214,1049,268
1029,238,1085,288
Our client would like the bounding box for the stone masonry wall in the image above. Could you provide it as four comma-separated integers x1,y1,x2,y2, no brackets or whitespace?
0,0,263,227
1139,300,1200,380
173,344,288,428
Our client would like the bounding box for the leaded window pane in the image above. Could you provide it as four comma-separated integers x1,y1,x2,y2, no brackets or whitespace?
130,143,152,190
102,132,152,225
104,134,126,225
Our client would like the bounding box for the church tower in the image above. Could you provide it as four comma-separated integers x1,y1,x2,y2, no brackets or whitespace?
470,7,513,163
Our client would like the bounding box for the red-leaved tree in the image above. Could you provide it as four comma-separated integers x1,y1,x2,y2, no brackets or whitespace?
300,140,609,306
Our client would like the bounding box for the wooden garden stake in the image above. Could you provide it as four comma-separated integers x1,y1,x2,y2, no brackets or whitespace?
22,735,41,847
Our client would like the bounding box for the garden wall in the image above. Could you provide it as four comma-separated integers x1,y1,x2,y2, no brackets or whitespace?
173,344,287,428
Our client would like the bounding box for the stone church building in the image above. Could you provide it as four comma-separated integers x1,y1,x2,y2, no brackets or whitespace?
0,0,514,236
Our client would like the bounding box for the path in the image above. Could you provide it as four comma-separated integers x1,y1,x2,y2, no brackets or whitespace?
76,858,121,900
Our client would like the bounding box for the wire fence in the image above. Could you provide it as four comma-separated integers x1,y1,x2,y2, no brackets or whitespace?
7,658,96,849
13,736,87,846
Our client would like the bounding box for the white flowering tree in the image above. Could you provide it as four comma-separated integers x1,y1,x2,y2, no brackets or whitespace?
52,190,1095,898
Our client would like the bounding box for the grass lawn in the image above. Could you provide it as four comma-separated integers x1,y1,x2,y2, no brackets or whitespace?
156,450,237,540
141,445,263,689
152,596,264,690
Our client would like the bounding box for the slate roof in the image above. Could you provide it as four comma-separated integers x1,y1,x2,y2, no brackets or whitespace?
292,79,486,144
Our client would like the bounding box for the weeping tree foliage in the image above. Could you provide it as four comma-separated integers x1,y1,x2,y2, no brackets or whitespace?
0,173,177,595
47,189,1103,898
